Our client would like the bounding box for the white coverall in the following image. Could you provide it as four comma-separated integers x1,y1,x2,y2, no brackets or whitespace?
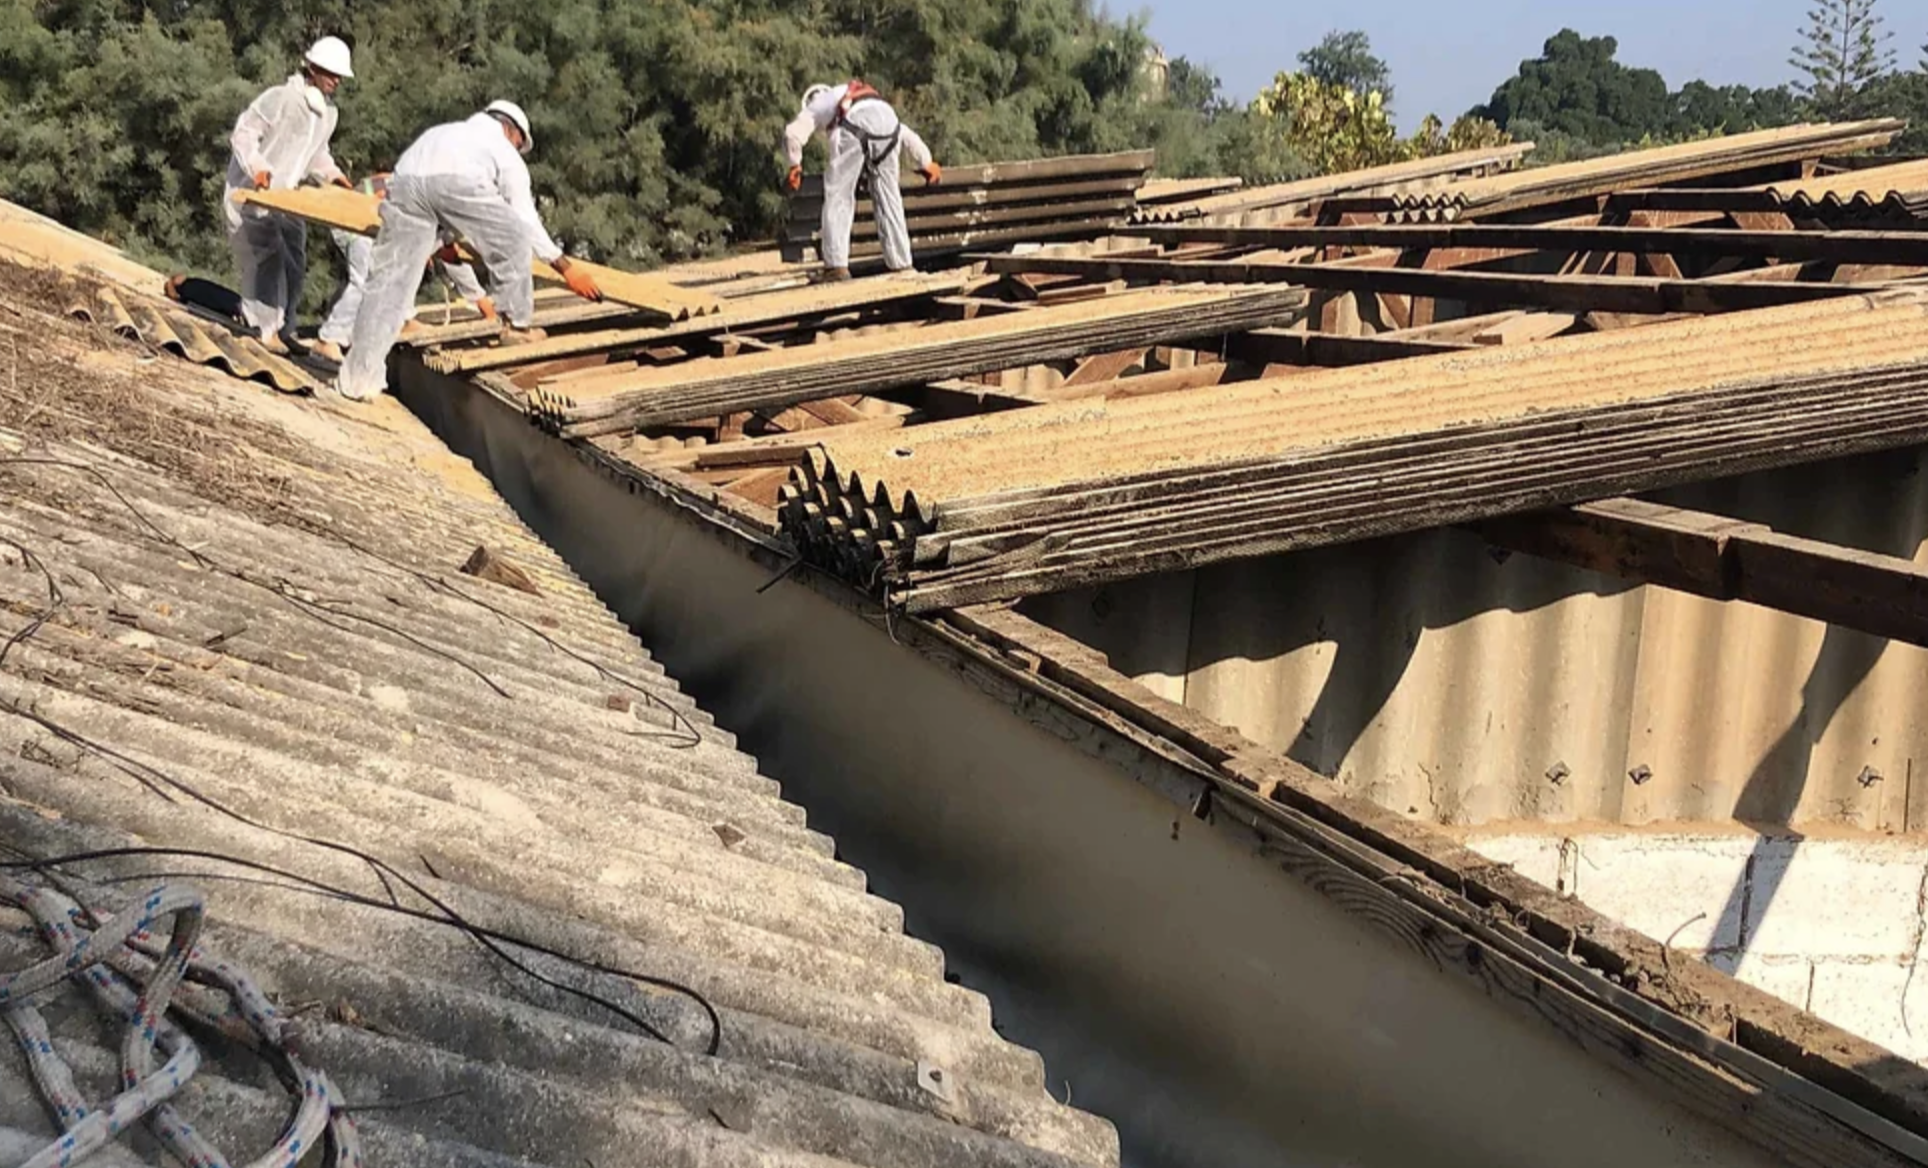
224,74,345,342
337,113,565,400
319,229,486,346
783,85,932,271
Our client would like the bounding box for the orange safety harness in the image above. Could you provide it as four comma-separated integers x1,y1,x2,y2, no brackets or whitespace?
832,79,902,170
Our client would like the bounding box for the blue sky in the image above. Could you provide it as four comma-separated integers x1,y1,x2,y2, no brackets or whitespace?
1141,0,1928,130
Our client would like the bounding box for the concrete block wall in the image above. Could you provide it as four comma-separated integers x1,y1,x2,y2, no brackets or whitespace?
1464,829,1928,1062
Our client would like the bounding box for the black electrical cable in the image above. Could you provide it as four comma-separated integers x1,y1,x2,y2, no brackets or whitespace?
0,457,512,699
309,529,701,749
0,533,61,670
2,840,722,1057
0,457,723,1048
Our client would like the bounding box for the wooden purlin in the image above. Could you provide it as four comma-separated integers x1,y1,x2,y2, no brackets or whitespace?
531,285,1305,437
1473,497,1928,648
234,187,724,321
1135,223,1928,267
980,251,1895,315
425,272,970,373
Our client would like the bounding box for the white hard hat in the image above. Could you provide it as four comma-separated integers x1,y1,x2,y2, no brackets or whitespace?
801,84,832,112
304,36,354,80
485,99,533,154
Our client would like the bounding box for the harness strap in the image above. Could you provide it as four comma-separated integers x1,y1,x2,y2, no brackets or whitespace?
833,81,901,170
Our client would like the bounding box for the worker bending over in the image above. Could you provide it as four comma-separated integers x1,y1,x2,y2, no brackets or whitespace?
336,101,602,402
783,81,941,280
223,36,356,352
314,172,493,365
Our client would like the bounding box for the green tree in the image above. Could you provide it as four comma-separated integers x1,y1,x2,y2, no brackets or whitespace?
1297,30,1392,107
1164,55,1231,117
1860,68,1928,152
1142,57,1267,180
0,0,1187,296
1471,30,1670,144
1669,80,1802,136
1790,0,1896,119
1249,72,1513,178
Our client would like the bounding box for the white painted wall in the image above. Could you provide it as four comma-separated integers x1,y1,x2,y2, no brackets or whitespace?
1464,828,1928,1062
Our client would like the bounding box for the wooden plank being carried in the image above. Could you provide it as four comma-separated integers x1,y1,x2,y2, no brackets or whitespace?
235,187,723,321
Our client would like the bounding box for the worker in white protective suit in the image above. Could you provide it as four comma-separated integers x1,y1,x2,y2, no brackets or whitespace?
223,36,356,353
782,81,941,280
312,172,495,365
336,101,603,402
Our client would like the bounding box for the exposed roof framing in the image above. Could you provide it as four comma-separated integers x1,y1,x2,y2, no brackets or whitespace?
1134,222,1928,267
979,250,1891,314
1473,497,1928,647
779,291,1928,608
528,285,1304,437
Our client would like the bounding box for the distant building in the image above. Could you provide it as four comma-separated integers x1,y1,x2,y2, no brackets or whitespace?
1142,43,1169,102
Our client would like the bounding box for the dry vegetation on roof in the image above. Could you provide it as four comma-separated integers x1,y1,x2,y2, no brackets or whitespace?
0,259,306,527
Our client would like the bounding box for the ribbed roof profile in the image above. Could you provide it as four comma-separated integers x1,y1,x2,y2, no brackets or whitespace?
0,257,1118,1168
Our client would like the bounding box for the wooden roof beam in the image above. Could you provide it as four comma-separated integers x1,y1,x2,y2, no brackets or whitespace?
1135,223,1928,267
980,252,1893,315
1474,497,1928,648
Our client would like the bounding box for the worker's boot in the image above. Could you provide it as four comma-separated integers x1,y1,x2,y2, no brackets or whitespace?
310,339,346,365
818,267,852,283
499,325,548,347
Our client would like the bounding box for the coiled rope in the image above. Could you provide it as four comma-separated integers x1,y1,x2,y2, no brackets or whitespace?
1,875,359,1167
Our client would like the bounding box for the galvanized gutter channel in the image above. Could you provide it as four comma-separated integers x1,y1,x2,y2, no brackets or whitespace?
396,359,1920,1168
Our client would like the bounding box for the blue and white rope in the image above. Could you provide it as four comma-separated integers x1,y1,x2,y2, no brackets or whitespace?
0,877,360,1166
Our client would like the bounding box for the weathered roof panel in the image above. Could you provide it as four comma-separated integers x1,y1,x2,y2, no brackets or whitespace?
0,257,1117,1167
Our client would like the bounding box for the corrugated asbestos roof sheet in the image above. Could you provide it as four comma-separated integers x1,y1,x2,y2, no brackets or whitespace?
1761,158,1928,220
1128,144,1533,224
0,258,1118,1166
1386,121,1905,220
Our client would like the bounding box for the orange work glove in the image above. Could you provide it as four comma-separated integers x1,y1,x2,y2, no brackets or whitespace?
785,165,803,192
556,258,602,302
329,174,353,189
475,297,498,321
920,162,942,186
252,170,273,189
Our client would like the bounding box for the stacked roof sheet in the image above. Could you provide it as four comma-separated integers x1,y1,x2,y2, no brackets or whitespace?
782,289,1928,609
1385,121,1905,221
0,261,1118,1167
1763,158,1928,224
780,151,1155,264
1128,143,1534,225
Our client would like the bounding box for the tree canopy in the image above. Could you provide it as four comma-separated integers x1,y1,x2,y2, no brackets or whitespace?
1297,31,1393,107
1790,0,1896,119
